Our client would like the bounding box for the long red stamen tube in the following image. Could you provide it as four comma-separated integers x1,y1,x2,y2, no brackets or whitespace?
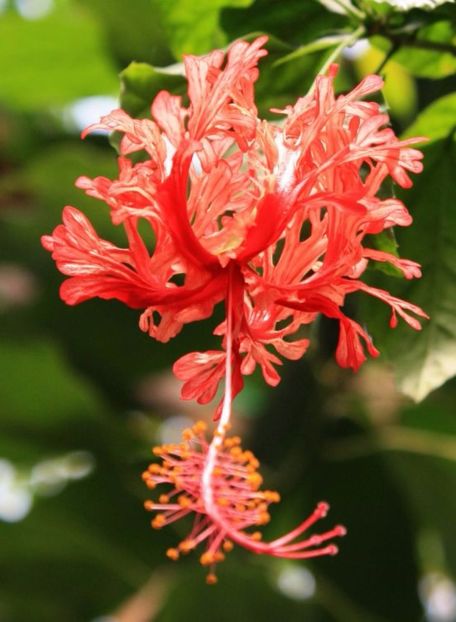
200,268,346,561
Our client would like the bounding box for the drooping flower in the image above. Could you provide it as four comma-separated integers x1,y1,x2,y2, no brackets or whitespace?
42,36,427,579
42,37,426,401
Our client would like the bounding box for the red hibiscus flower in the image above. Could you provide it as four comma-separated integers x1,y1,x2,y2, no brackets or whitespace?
42,36,427,579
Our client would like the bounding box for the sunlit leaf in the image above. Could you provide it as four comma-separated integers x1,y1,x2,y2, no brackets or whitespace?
222,0,348,48
77,0,174,67
157,0,255,57
403,92,456,142
363,135,456,401
0,3,117,108
372,19,456,78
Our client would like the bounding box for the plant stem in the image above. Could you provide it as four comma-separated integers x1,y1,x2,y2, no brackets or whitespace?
331,0,366,21
317,25,366,78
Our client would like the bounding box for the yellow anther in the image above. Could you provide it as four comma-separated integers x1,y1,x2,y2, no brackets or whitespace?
182,428,193,441
230,447,242,457
217,497,230,507
193,421,207,433
223,540,234,553
144,500,155,511
264,491,280,503
247,473,263,489
179,539,196,553
235,504,246,513
166,548,179,561
178,495,192,508
158,494,170,504
152,447,164,456
252,531,263,541
206,573,218,585
200,552,215,566
151,514,166,529
258,512,270,525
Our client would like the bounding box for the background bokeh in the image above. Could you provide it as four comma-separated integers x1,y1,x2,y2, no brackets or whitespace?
1,1,455,621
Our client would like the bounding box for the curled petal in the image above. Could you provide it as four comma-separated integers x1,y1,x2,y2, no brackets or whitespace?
173,351,226,404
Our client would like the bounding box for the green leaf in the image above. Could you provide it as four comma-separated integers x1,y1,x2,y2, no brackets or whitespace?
157,0,255,58
372,20,456,78
403,92,456,142
221,0,349,48
77,0,175,67
367,229,404,277
0,3,118,109
120,62,186,118
0,339,105,428
363,136,456,401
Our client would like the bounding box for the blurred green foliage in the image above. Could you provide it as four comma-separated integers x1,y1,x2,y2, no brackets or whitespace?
0,0,455,621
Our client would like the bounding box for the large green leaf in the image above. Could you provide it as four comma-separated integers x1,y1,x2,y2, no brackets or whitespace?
0,2,118,108
362,135,456,401
77,0,174,67
0,339,105,429
221,0,349,47
157,0,255,58
391,20,456,78
120,62,186,118
403,92,456,142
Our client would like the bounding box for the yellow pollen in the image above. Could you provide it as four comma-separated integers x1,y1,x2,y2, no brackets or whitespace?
247,473,263,489
179,539,196,553
178,495,192,508
251,531,263,541
200,552,215,566
158,494,170,504
206,573,218,585
193,421,207,433
144,500,154,511
182,428,193,441
166,548,179,561
258,512,270,525
264,491,280,503
151,514,166,529
223,540,234,552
